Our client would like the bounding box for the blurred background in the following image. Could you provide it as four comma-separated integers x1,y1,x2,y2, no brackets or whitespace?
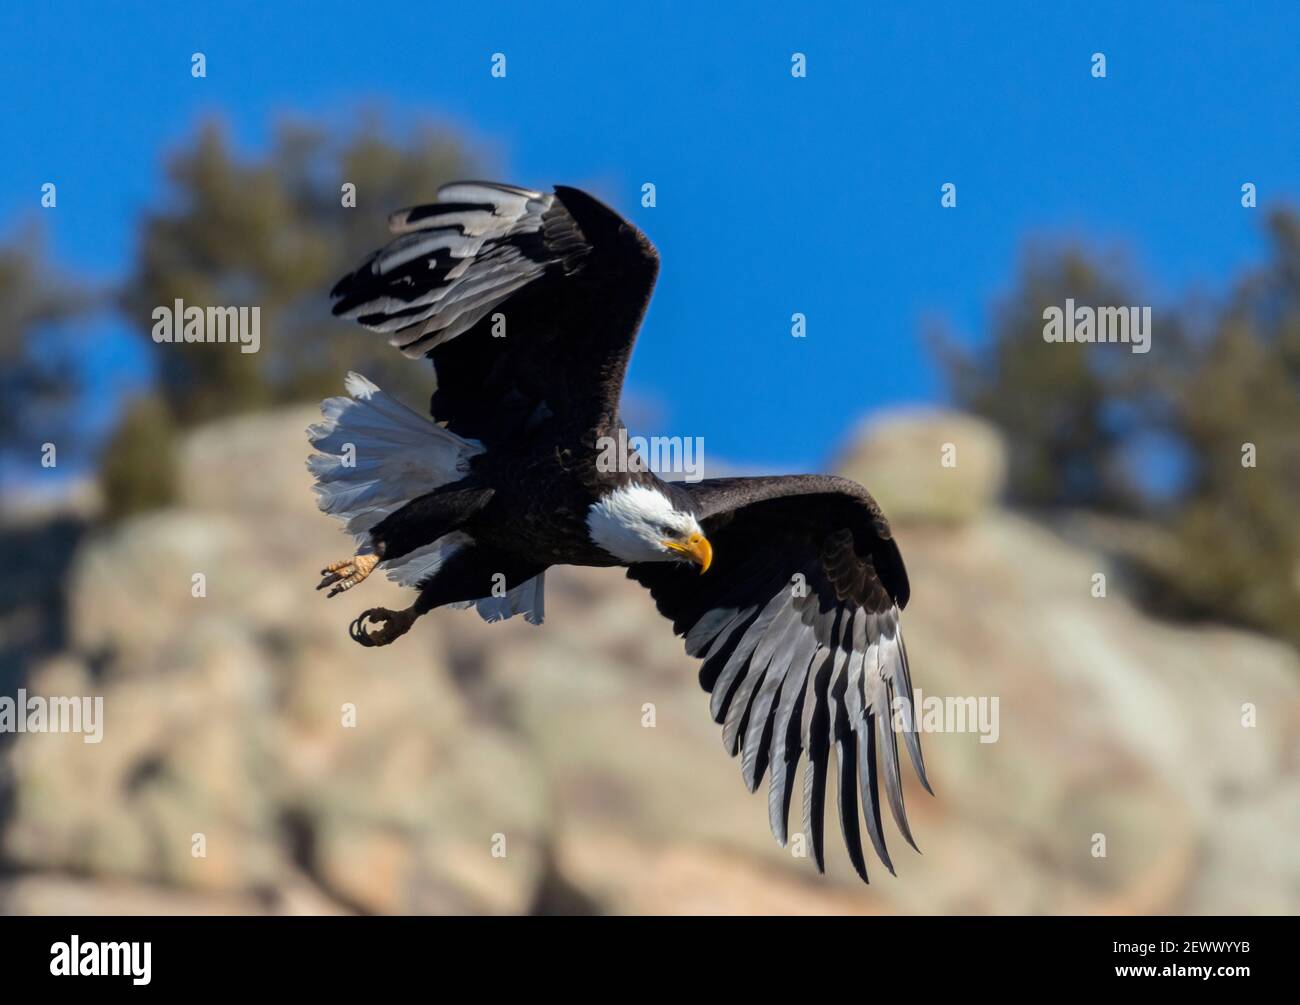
1,2,1297,914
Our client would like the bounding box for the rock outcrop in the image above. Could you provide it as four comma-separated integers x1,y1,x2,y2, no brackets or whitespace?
2,405,1296,914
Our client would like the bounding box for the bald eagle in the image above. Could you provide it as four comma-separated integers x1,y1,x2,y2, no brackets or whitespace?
310,182,930,882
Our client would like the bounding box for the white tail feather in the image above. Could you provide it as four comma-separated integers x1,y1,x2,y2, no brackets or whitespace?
308,373,545,623
308,372,479,588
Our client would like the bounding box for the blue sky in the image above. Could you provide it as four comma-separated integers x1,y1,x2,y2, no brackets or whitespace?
2,1,1298,471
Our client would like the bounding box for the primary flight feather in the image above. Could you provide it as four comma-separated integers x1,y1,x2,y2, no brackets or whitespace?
311,181,931,882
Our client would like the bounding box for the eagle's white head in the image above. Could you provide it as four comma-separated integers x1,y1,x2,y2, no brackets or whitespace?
586,483,713,571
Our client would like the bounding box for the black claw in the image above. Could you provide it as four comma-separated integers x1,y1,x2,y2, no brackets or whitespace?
348,608,413,648
349,611,378,646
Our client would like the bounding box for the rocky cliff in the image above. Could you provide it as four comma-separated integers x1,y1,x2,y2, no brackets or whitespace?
2,406,1296,914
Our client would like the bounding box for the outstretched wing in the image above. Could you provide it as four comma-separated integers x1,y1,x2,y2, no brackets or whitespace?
331,182,659,445
628,475,930,883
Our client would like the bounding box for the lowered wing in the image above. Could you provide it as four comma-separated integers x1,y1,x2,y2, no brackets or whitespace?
628,475,931,882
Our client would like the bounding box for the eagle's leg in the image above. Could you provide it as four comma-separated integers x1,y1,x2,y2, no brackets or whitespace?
318,483,494,600
317,552,378,598
349,546,545,648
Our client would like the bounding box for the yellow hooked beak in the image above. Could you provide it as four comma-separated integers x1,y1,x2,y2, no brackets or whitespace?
664,532,713,574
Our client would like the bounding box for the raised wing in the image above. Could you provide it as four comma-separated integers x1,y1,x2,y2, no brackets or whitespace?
331,182,659,445
628,475,930,882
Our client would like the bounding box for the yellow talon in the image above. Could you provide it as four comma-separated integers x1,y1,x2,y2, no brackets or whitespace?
317,553,379,598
